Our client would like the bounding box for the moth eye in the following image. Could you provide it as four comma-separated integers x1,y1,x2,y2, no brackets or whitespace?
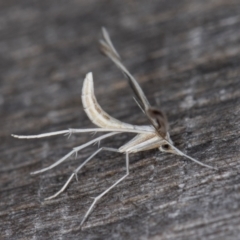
162,144,170,150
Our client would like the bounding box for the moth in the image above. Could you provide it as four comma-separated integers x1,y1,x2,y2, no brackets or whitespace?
12,28,217,227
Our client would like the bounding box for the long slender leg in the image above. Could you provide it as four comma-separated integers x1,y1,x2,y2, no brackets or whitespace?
80,152,129,227
31,132,119,175
11,127,153,139
44,147,120,200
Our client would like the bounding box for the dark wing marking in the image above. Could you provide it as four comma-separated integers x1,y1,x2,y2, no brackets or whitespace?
99,27,169,138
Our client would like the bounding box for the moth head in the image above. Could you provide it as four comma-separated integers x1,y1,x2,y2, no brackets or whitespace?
158,133,180,155
159,142,181,155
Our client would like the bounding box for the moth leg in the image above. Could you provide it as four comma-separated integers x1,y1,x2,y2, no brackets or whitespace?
31,132,119,175
12,127,151,139
12,130,71,139
45,147,119,200
80,152,129,227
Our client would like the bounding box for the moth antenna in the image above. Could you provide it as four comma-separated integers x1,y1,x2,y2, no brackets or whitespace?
169,143,218,170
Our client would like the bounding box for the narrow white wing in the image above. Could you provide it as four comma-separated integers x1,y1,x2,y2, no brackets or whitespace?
100,28,169,138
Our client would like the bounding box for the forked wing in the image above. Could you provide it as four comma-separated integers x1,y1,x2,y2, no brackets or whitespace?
99,27,169,138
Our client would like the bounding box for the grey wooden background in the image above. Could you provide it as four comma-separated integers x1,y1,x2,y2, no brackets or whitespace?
1,0,240,239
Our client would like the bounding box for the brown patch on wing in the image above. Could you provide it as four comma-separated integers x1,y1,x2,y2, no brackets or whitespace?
147,107,169,137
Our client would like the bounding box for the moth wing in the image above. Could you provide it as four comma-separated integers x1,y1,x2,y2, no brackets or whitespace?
100,27,150,111
99,27,169,137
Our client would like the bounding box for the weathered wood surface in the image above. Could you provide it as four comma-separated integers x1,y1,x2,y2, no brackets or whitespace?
1,0,240,239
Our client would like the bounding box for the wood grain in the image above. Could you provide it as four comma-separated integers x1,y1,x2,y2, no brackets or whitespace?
1,0,240,239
